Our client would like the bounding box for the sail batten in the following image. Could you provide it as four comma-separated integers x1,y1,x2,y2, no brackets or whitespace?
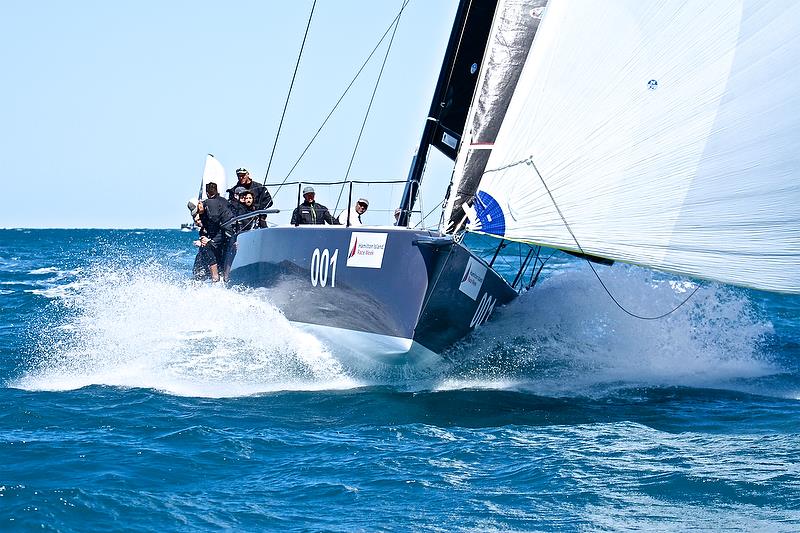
462,0,800,294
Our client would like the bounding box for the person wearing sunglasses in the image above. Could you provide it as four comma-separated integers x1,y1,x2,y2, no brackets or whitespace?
337,198,369,227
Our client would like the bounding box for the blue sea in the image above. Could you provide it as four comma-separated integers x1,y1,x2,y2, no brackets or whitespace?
1,229,799,532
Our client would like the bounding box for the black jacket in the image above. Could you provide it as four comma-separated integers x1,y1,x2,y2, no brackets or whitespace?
229,201,248,218
290,201,339,226
226,180,273,210
200,195,233,247
230,202,265,232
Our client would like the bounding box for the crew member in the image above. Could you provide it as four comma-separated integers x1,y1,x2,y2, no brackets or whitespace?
229,186,249,217
234,189,266,232
189,207,214,281
226,168,273,210
338,198,369,226
290,186,339,226
198,182,232,282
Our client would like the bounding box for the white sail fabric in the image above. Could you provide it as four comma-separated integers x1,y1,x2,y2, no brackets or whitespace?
442,0,547,232
200,154,227,200
472,0,800,293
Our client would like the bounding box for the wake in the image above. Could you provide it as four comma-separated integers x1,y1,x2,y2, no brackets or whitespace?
15,262,359,397
438,265,778,396
13,259,780,398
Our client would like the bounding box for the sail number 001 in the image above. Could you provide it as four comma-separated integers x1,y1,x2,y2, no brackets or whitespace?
310,248,338,287
470,293,496,328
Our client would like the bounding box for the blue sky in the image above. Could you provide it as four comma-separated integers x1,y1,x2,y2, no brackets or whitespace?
0,1,459,228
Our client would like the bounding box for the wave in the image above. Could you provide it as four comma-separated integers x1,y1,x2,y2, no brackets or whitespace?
28,267,61,275
14,262,360,397
438,266,779,397
11,257,784,399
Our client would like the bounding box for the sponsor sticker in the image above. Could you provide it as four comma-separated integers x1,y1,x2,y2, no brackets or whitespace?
459,257,487,300
346,232,388,269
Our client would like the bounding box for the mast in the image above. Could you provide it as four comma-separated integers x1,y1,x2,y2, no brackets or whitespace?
397,0,497,228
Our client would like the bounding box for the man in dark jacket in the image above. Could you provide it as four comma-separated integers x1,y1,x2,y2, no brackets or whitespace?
233,189,265,232
290,186,340,226
190,211,214,281
229,186,249,217
226,168,273,210
199,182,233,282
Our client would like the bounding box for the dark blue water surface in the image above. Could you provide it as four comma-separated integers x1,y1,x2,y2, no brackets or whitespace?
1,229,799,532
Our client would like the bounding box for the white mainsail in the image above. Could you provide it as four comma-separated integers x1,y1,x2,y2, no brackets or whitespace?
465,0,800,293
199,154,227,200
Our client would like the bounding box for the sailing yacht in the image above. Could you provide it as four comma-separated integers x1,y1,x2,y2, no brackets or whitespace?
227,0,800,372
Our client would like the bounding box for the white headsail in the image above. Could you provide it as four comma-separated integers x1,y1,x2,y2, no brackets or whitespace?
462,0,800,293
442,0,547,232
199,154,227,200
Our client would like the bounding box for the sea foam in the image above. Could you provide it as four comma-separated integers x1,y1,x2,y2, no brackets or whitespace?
15,262,359,397
439,265,777,396
13,258,779,398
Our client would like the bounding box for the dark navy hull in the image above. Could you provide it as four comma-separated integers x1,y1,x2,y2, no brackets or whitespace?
228,226,516,369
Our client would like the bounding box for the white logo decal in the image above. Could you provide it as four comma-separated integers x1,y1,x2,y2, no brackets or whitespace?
458,257,487,300
346,232,388,269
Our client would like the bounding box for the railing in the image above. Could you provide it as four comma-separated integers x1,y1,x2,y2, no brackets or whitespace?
223,179,547,294
222,208,280,231
251,178,423,229
475,237,548,294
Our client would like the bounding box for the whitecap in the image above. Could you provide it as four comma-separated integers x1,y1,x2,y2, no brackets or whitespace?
15,261,361,397
441,265,778,396
28,267,60,275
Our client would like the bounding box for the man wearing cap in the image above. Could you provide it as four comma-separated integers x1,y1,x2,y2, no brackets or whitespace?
337,198,369,226
290,186,340,226
229,186,249,218
226,168,273,211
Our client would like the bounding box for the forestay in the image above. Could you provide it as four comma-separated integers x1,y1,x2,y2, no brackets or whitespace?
464,0,800,294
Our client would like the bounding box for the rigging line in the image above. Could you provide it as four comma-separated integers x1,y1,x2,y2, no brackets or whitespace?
414,192,448,228
431,0,476,219
526,248,558,291
526,158,702,320
438,0,474,119
273,4,409,199
263,0,317,183
335,0,408,213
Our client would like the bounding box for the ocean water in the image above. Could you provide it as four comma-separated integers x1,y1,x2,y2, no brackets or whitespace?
1,228,799,532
